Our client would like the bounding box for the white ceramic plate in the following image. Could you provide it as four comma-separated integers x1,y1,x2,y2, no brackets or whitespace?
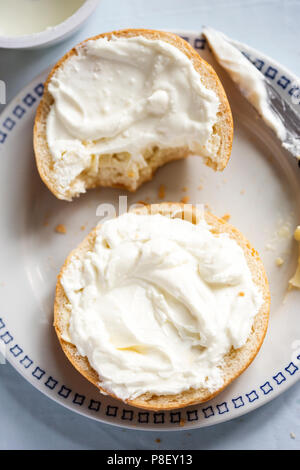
0,31,300,431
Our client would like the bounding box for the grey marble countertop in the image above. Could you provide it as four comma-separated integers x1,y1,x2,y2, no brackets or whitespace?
0,0,300,450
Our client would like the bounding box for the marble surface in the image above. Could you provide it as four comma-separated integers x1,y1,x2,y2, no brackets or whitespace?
0,0,300,450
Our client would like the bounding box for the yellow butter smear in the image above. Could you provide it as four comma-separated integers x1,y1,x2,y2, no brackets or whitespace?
289,226,300,289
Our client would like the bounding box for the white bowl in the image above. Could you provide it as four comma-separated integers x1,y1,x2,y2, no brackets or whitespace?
0,0,100,49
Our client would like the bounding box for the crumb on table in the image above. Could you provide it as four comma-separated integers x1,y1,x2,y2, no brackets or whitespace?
55,224,67,234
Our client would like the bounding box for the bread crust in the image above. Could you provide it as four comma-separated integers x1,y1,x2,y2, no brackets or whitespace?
34,29,233,200
54,203,270,410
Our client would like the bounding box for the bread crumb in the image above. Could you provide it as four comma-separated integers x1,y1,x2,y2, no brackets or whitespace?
155,438,161,443
238,292,245,296
43,210,52,226
181,196,190,204
265,243,275,252
290,432,296,439
197,185,203,190
182,186,188,192
158,184,166,199
294,226,300,242
277,223,291,239
222,213,231,222
179,419,185,427
55,224,67,234
275,257,284,267
80,225,86,231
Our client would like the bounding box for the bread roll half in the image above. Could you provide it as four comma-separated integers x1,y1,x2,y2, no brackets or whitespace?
34,29,233,200
54,203,270,410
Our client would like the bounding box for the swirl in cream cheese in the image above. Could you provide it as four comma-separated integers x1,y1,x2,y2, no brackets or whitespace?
61,213,263,400
46,36,220,195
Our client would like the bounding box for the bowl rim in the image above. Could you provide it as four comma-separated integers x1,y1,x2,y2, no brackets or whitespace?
0,0,100,49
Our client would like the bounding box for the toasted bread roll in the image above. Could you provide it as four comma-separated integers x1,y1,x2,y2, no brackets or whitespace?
54,203,269,410
34,29,233,200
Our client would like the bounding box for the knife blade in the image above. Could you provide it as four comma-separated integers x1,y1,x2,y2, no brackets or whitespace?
203,27,300,159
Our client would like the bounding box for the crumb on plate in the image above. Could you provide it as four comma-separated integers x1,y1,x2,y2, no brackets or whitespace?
55,224,67,234
158,184,166,199
277,223,291,239
275,257,284,267
222,213,231,222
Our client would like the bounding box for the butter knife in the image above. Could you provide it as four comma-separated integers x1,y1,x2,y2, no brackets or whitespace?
203,27,300,160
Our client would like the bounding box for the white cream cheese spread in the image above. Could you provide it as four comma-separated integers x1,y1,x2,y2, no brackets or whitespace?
203,28,287,142
61,213,263,400
46,35,220,194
